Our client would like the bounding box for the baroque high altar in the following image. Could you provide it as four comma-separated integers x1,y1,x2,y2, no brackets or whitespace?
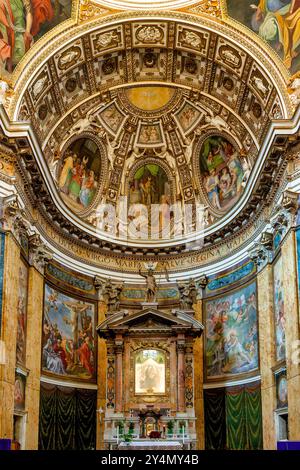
97,302,203,448
1,0,300,453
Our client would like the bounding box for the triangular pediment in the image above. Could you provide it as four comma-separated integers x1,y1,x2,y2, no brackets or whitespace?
97,307,204,337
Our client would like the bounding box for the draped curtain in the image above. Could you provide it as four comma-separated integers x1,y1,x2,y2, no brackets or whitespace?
204,388,226,450
204,381,263,450
39,383,97,450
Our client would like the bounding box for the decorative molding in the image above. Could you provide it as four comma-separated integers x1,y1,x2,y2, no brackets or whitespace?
187,0,221,18
79,0,112,23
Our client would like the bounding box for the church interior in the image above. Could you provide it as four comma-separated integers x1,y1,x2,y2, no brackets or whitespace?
0,0,300,451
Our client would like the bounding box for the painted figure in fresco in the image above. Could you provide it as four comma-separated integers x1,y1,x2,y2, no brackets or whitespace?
58,138,100,211
200,136,245,211
43,285,96,380
79,170,97,207
127,164,170,234
205,283,258,377
274,259,286,361
43,338,66,374
59,152,75,192
78,337,94,375
69,157,87,201
16,264,28,365
222,330,252,373
205,170,221,210
0,0,54,72
250,0,300,69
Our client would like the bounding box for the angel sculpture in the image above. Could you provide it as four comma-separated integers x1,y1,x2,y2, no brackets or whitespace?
152,146,183,197
181,128,202,168
104,133,121,170
241,157,252,187
199,110,231,133
177,279,198,310
107,282,124,312
121,147,146,195
60,112,105,150
153,146,175,171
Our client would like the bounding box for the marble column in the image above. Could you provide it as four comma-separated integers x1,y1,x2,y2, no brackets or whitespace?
96,300,107,450
281,230,300,440
114,336,124,413
25,265,44,449
0,233,20,439
177,334,186,413
170,339,177,412
123,341,130,412
257,263,277,449
193,299,205,450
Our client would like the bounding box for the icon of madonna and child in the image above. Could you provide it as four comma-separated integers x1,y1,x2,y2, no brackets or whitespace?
58,138,101,212
200,136,247,212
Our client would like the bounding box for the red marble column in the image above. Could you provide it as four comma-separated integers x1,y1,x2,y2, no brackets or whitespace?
114,336,124,413
177,335,186,412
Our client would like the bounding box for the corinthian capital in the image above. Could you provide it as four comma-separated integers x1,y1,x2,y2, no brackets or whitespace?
28,233,53,274
0,195,31,241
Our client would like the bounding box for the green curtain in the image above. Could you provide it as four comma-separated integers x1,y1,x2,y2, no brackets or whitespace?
204,381,263,450
226,385,246,450
204,388,226,449
225,381,263,450
244,382,263,449
39,383,57,450
39,383,97,450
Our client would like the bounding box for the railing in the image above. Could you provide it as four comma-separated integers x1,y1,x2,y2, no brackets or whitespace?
110,433,191,440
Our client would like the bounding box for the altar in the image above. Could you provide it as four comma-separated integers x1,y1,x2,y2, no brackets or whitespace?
118,441,183,450
97,305,203,449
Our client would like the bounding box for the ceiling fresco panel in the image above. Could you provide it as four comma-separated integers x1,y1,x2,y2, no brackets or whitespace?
226,0,300,74
0,0,73,76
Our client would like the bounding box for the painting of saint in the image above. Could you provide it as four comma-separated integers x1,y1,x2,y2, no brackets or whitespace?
135,349,165,394
205,281,258,378
226,0,300,72
14,372,26,410
58,138,100,212
99,103,124,133
127,164,170,238
42,284,96,382
0,0,72,74
129,164,169,207
274,256,286,361
200,135,245,211
138,124,163,146
176,102,201,133
16,260,28,365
